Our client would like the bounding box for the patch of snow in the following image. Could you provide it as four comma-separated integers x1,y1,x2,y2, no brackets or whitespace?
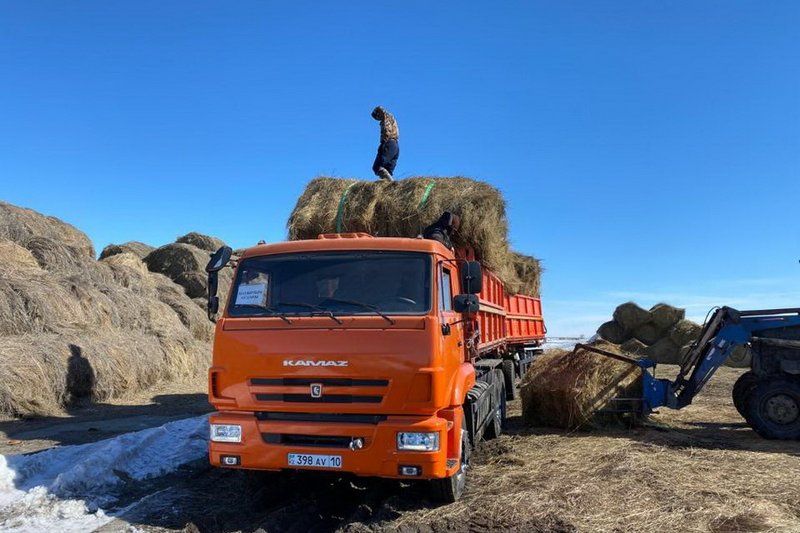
0,415,209,533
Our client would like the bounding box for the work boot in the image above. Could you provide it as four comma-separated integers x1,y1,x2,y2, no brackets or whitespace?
377,167,393,182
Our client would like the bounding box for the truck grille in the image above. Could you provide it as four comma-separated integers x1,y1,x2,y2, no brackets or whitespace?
251,377,388,404
261,433,354,449
255,412,387,424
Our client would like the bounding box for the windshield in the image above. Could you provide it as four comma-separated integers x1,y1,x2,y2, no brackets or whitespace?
227,251,432,317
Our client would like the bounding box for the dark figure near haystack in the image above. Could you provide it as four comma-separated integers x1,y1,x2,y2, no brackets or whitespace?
423,211,461,251
371,106,399,181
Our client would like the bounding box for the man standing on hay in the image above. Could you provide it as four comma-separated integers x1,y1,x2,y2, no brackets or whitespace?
371,106,399,181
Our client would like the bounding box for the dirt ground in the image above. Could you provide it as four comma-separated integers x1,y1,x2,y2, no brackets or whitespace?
4,366,800,533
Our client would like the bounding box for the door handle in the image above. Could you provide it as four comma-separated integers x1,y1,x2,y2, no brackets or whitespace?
441,323,451,336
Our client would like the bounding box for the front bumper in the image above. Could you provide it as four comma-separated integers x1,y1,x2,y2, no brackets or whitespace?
208,411,454,479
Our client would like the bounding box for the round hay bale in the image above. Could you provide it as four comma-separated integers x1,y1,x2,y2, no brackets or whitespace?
99,241,155,260
645,337,681,364
144,243,210,280
176,232,226,252
101,252,156,293
612,302,651,332
669,319,702,347
286,177,539,296
649,303,686,331
633,322,661,345
520,344,643,429
0,271,86,335
24,236,88,273
175,272,208,299
620,338,648,357
509,252,542,297
153,277,214,342
597,320,627,344
726,346,752,368
0,201,95,259
0,239,41,271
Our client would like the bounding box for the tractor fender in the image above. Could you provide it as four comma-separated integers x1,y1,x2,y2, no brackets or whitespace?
449,363,477,407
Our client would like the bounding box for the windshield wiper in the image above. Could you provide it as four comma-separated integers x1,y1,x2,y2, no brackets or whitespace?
321,298,395,325
275,301,343,325
234,304,293,324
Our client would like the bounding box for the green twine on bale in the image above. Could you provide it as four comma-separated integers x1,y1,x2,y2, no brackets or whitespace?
335,183,356,233
417,181,436,211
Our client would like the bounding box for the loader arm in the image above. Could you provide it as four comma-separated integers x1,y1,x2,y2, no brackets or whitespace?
656,307,800,409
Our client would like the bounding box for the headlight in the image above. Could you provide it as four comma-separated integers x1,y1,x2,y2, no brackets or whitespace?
397,432,439,451
210,424,242,443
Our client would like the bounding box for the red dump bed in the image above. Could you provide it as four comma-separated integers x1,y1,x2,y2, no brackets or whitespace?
474,262,546,354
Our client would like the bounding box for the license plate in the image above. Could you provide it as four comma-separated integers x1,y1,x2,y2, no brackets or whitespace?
287,453,343,469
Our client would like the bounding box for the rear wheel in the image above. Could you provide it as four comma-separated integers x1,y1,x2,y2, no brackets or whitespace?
501,359,517,400
485,379,506,439
732,372,759,418
430,416,470,502
744,377,800,440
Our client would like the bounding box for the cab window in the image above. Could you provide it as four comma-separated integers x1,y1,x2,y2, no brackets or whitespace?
440,267,453,312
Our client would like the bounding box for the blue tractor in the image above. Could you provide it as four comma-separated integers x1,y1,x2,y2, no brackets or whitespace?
582,306,800,439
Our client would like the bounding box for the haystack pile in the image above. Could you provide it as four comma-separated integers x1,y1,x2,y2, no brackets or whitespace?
0,201,218,417
287,177,541,296
597,302,750,367
520,343,642,429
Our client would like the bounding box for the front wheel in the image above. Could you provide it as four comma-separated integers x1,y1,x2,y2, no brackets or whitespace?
732,371,759,418
745,377,800,440
430,415,470,502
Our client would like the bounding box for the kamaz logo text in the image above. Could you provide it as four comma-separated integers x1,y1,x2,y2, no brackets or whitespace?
282,360,349,367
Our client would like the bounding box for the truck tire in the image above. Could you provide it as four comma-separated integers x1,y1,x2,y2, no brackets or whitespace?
485,378,506,440
502,359,517,401
430,416,470,502
732,371,759,418
744,377,800,440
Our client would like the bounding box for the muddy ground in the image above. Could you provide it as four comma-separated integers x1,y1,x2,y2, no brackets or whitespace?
3,366,800,533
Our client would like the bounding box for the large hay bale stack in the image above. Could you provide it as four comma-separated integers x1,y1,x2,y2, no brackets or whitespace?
144,241,233,302
287,177,540,296
0,202,217,417
521,344,643,429
645,337,682,365
633,322,661,345
669,319,703,347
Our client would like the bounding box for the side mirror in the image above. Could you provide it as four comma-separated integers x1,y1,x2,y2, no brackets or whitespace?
460,261,483,295
453,294,480,314
206,246,232,322
206,246,233,273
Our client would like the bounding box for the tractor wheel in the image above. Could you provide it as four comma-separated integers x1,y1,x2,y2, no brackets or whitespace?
430,415,471,502
485,378,506,439
732,372,760,418
744,377,800,440
501,359,517,401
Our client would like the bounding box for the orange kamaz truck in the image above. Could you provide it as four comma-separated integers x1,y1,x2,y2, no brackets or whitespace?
203,233,545,501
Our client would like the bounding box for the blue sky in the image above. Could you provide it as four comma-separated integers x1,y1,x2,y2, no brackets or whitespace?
1,2,798,336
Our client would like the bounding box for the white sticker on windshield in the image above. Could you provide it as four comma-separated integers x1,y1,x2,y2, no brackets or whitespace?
235,283,267,306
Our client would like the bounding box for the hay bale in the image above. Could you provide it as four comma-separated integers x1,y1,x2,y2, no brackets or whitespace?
645,337,681,364
99,241,154,260
633,322,661,345
23,236,89,273
176,232,226,252
613,302,651,332
145,243,209,279
287,177,540,296
669,319,702,347
649,303,685,331
510,252,542,297
597,321,627,344
520,344,643,429
0,201,95,258
620,338,648,356
101,252,157,293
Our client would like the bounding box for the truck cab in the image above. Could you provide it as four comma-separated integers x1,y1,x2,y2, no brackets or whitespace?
206,233,541,501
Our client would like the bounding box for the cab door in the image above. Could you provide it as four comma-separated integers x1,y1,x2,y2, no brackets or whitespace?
438,261,466,366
